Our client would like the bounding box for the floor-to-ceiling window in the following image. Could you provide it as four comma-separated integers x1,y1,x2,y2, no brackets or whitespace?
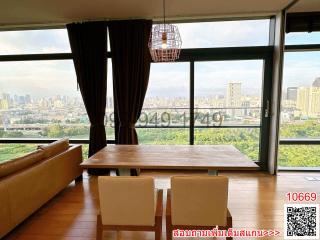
0,29,114,161
279,31,320,168
0,19,273,168
138,19,273,168
138,62,190,144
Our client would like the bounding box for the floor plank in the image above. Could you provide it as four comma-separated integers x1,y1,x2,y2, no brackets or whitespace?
4,170,320,240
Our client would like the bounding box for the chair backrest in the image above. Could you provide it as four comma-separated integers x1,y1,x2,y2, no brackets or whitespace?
171,176,228,226
98,176,156,226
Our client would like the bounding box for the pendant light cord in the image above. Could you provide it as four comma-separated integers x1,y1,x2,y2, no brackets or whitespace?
163,0,166,25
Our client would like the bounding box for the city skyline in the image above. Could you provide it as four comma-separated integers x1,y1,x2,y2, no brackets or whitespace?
2,75,320,105
282,77,320,120
0,81,262,137
0,20,319,98
0,54,318,98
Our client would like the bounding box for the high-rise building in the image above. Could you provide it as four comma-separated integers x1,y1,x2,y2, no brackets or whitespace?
310,87,320,117
226,82,242,117
2,93,10,101
241,101,250,116
297,87,311,116
14,94,19,104
287,87,298,101
312,77,320,87
18,96,26,105
25,94,31,104
297,86,320,117
0,99,9,109
1,93,11,108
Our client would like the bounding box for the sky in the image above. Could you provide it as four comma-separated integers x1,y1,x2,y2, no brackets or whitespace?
0,20,319,99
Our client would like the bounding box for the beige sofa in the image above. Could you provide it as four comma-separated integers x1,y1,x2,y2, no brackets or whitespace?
0,138,83,238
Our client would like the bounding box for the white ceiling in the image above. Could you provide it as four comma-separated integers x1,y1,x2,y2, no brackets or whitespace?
0,0,319,28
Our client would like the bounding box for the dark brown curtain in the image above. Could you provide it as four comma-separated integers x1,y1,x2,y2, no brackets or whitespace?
67,21,108,157
108,19,152,144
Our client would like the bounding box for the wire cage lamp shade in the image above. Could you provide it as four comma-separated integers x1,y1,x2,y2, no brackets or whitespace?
148,23,182,62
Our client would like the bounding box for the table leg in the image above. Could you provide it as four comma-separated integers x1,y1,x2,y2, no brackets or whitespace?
109,170,117,176
208,170,218,176
118,168,132,176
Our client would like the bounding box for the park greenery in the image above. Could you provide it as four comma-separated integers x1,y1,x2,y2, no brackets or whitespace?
0,120,319,167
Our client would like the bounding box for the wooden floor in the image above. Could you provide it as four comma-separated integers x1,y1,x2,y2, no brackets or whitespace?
5,170,320,240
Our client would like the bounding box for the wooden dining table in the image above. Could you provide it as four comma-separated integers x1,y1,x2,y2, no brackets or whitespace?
80,145,259,175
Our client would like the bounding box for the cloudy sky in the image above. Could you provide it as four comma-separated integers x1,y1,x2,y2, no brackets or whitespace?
0,19,319,99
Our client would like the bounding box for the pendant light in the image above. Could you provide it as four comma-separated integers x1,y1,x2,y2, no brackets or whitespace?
148,0,182,62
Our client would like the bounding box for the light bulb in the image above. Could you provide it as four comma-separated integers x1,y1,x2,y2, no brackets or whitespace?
162,32,167,49
162,41,167,49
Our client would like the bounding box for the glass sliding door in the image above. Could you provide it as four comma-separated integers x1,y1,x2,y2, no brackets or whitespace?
134,47,273,169
194,60,266,162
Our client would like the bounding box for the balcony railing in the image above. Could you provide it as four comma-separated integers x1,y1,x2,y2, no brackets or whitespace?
3,107,318,146
133,107,261,128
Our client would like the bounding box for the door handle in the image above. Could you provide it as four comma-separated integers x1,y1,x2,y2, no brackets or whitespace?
264,100,270,118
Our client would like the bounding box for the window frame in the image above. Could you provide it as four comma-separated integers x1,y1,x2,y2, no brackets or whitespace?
278,31,320,170
0,19,274,170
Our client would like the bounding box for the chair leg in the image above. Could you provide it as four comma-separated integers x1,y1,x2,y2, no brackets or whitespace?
155,228,162,240
226,208,233,240
96,214,103,240
166,229,172,240
155,216,162,240
75,174,83,183
166,191,172,240
166,224,172,240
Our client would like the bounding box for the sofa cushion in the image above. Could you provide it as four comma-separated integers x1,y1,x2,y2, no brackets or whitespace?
0,150,44,178
38,138,69,159
0,180,11,239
